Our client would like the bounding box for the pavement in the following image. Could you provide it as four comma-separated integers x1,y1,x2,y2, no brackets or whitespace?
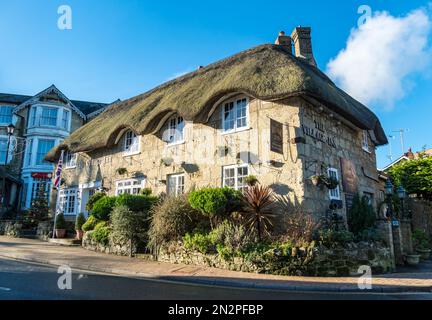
0,236,431,294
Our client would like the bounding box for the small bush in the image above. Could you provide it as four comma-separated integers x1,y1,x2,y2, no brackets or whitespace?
318,229,354,247
183,232,213,254
91,196,117,221
209,220,256,252
413,229,430,250
110,205,149,256
148,195,204,251
82,215,99,232
189,188,228,224
355,228,382,242
140,188,153,196
115,194,158,213
55,213,66,230
86,192,106,212
91,222,111,245
347,194,376,235
75,213,86,231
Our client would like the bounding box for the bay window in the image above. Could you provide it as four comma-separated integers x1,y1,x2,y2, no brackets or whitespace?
36,139,55,165
62,110,70,130
40,107,58,126
222,164,249,191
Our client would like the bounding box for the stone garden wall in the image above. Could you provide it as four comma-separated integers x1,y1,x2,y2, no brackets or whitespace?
82,232,136,257
158,242,393,277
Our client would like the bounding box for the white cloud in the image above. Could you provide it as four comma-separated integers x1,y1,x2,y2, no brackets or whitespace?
326,7,432,110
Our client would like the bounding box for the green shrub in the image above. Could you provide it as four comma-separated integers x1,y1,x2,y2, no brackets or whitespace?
91,222,111,245
188,187,241,227
209,220,255,252
347,194,376,235
91,196,117,220
82,215,99,232
86,192,106,212
148,195,203,251
115,194,158,213
55,213,66,230
318,229,354,247
140,188,153,196
110,205,150,256
413,229,430,250
183,232,214,254
355,228,382,242
75,213,86,231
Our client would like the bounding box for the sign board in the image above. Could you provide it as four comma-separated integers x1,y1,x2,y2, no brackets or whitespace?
270,119,284,154
31,172,52,179
340,158,359,194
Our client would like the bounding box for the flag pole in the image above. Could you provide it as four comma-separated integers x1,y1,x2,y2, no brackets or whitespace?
52,150,64,239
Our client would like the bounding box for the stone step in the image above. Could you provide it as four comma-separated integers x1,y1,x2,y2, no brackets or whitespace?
48,238,82,246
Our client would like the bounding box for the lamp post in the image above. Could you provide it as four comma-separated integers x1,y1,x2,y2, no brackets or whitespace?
397,185,407,219
2,124,15,209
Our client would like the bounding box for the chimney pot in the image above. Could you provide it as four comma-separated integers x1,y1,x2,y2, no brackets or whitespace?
275,31,292,54
291,26,317,67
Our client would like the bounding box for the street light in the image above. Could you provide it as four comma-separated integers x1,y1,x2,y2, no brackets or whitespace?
385,179,394,219
397,185,407,219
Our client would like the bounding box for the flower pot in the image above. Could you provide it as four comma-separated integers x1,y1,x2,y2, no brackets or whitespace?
76,230,84,241
310,176,320,186
406,254,421,266
416,249,431,260
55,229,66,239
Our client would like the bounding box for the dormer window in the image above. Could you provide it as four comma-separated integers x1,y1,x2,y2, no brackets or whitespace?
0,106,13,124
65,151,77,168
124,130,140,155
222,97,249,133
166,115,185,145
362,130,370,152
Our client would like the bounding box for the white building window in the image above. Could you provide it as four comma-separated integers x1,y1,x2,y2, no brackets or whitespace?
0,106,13,124
65,152,77,168
362,130,370,152
30,106,37,126
30,179,51,206
124,131,140,155
222,164,249,191
59,189,78,216
62,110,70,130
222,97,249,133
167,115,185,145
327,168,341,200
167,174,185,196
40,107,58,127
36,139,55,165
116,178,145,195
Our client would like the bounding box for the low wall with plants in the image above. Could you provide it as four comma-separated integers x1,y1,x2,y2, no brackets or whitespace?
0,220,22,238
157,241,393,277
82,231,136,257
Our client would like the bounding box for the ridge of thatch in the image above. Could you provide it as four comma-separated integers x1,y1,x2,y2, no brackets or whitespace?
46,44,387,161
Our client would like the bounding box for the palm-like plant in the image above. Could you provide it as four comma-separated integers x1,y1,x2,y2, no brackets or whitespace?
242,185,276,241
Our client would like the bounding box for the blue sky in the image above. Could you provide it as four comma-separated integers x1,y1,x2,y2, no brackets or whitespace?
0,0,431,169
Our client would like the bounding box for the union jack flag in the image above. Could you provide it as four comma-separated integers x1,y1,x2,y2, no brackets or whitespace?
54,150,64,189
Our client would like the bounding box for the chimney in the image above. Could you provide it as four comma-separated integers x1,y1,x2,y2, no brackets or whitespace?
274,31,292,54
291,26,317,67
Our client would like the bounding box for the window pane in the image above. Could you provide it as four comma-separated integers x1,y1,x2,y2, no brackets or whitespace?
62,110,69,129
0,138,7,164
41,107,58,126
0,106,13,124
223,103,235,131
36,140,55,165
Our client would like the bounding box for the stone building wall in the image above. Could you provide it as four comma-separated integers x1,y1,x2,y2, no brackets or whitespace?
58,94,380,221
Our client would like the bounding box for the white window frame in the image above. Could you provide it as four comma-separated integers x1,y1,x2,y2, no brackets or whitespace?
0,106,13,125
65,151,77,169
362,130,370,153
222,164,249,191
221,96,249,134
123,130,140,155
115,178,146,195
59,188,78,216
0,136,11,165
40,106,58,127
166,115,185,145
167,173,185,197
327,167,341,200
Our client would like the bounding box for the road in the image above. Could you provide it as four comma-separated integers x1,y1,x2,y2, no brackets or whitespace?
0,257,431,300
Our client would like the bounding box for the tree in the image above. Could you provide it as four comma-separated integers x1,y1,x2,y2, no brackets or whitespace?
347,194,376,235
388,157,432,200
26,185,50,228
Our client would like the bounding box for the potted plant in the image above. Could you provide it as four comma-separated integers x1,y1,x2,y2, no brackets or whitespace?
406,254,421,266
413,229,431,260
323,176,339,190
245,175,259,187
116,167,128,175
75,213,86,240
309,175,323,187
55,213,67,239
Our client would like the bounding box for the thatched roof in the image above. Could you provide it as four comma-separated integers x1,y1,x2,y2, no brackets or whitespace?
46,44,387,161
